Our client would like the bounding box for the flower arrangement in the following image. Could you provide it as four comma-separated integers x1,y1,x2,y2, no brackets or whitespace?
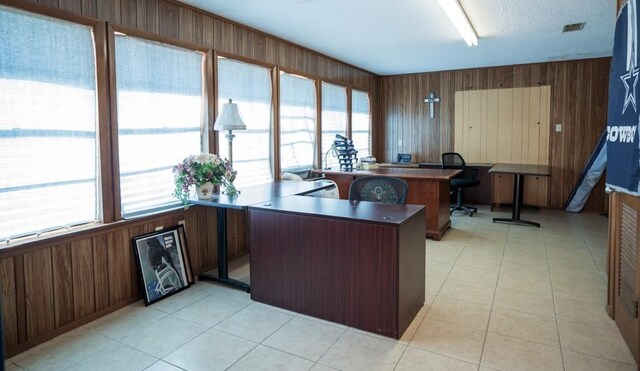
173,153,238,205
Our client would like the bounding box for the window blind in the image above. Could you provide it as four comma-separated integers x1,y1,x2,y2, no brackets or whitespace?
321,82,348,169
217,57,273,188
279,72,316,173
0,6,99,241
352,89,372,158
115,35,205,218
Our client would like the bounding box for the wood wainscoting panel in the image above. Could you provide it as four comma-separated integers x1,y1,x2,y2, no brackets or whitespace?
23,248,55,339
71,238,95,319
92,234,110,312
52,243,74,328
107,230,132,306
0,257,17,348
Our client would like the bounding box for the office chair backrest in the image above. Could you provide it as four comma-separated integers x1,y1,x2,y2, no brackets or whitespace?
348,176,408,204
442,152,467,170
281,172,304,181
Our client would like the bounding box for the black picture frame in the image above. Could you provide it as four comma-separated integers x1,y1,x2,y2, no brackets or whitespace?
132,226,191,306
176,224,195,285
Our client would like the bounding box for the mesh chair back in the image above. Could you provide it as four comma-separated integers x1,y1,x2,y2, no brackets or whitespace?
348,176,408,204
442,152,466,170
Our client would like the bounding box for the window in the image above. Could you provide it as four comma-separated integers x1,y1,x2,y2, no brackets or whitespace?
352,89,372,158
114,34,205,217
0,6,99,241
217,57,273,188
321,82,347,169
279,72,316,173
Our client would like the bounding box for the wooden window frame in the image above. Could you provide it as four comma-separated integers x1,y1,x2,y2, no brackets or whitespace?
0,1,112,225
214,52,278,182
107,24,212,221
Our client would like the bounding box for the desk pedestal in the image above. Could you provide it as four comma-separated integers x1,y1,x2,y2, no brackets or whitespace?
249,206,425,339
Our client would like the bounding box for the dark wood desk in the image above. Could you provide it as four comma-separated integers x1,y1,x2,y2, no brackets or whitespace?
312,168,460,240
249,195,426,338
489,163,550,227
190,180,335,292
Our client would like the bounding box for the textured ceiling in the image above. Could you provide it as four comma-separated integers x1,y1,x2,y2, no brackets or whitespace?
178,0,616,75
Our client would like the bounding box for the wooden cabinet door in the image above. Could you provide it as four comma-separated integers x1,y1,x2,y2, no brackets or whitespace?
523,175,549,207
492,174,513,205
612,194,640,363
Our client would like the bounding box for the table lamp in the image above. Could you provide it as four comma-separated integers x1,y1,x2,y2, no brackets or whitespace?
213,99,246,167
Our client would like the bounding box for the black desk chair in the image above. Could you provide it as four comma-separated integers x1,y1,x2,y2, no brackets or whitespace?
348,176,408,204
442,152,480,216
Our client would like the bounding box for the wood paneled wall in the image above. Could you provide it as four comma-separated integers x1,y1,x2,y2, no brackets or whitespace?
0,206,236,357
379,58,611,211
0,0,377,357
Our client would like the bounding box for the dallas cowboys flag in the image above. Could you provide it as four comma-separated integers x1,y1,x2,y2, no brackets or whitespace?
607,0,640,196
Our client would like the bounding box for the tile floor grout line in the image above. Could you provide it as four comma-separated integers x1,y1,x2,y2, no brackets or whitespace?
544,218,567,371
222,341,261,371
390,316,423,371
312,324,349,370
573,215,609,285
475,221,508,370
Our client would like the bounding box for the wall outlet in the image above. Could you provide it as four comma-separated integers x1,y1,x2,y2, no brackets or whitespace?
398,139,402,147
178,220,185,226
555,124,562,132
154,226,163,231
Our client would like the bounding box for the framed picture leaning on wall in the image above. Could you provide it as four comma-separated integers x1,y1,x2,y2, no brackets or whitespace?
132,226,192,305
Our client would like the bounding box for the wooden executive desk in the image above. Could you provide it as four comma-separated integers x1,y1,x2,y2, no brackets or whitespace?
249,195,426,338
312,168,461,240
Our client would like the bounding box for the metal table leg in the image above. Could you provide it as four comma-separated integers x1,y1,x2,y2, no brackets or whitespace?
198,207,251,292
493,174,540,227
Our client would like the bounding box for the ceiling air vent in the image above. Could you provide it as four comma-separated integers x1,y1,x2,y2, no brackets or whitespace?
563,22,585,32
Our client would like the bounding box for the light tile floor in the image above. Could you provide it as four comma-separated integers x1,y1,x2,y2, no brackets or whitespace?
5,206,637,371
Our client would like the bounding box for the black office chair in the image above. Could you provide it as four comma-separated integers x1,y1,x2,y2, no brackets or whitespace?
442,152,480,216
348,176,408,204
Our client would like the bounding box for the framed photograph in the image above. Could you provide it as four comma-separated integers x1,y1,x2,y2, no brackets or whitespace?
176,224,194,285
132,226,191,305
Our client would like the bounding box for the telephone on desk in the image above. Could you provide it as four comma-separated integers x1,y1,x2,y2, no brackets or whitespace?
394,153,412,164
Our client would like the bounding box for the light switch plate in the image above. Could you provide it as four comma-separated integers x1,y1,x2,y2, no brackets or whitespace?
555,124,562,132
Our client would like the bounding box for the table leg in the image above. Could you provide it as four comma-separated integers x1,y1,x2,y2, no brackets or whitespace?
493,173,540,227
198,207,251,292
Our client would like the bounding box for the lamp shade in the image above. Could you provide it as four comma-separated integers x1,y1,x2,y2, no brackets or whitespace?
213,99,247,131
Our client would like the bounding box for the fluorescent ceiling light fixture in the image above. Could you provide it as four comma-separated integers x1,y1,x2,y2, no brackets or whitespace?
437,0,478,46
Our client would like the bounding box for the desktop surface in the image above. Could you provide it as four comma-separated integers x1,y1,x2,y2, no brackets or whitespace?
249,195,425,226
316,167,461,180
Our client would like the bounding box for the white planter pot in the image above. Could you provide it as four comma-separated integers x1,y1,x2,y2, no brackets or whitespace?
195,182,217,200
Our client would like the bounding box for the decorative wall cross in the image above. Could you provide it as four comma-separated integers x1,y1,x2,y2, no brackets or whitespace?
424,91,441,118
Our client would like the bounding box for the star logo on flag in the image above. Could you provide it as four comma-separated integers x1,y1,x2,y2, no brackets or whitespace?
621,49,640,114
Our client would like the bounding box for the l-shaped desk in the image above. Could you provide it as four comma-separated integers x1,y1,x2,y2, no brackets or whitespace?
192,180,426,339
